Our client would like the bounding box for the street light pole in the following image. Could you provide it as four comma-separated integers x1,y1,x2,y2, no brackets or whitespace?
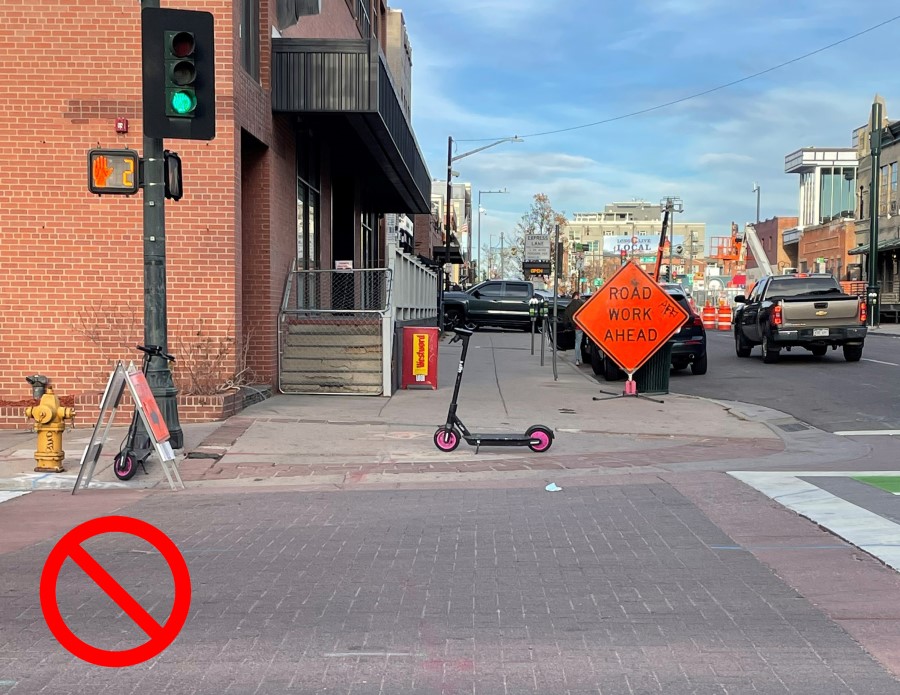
440,136,522,330
753,182,760,223
867,99,884,327
478,188,508,282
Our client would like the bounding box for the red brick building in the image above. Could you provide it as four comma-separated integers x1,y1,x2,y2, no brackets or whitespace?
0,0,430,424
796,220,858,278
745,216,798,275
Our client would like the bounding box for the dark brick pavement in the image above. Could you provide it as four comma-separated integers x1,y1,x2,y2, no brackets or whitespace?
1,483,897,694
178,437,784,483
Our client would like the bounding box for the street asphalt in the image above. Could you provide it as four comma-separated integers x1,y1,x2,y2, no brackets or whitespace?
1,326,900,693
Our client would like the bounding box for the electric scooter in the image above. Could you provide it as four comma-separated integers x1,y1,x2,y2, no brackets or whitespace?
433,326,554,453
113,344,175,481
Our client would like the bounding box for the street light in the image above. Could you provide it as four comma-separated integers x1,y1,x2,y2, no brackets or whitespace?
440,135,523,330
752,182,760,223
478,188,508,281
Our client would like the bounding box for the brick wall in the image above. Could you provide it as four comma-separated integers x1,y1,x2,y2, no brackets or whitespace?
798,220,857,278
745,217,798,272
0,0,238,404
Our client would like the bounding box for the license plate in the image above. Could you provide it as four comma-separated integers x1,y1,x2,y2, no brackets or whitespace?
813,328,829,337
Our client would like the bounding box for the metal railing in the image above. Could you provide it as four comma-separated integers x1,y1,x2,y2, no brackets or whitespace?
389,243,437,322
281,266,391,315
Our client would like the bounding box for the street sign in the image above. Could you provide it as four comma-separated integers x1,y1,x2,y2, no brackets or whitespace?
523,261,551,276
593,278,602,287
87,149,140,195
674,244,684,256
524,234,551,262
573,262,689,374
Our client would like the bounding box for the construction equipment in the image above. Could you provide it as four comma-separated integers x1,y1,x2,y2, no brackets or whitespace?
736,223,774,277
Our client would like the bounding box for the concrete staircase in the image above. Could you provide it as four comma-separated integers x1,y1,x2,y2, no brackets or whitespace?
280,320,383,394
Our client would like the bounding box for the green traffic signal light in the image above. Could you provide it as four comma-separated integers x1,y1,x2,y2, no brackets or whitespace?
169,90,196,115
165,30,197,118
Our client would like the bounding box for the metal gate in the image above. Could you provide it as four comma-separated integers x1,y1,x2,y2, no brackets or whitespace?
279,267,392,395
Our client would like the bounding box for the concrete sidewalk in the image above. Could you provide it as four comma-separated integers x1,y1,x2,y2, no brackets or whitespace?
0,329,783,493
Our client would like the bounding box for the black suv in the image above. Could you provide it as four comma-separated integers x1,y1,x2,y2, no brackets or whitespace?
588,284,708,379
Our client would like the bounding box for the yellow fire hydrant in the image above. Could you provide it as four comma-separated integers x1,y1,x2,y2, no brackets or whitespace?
24,375,75,473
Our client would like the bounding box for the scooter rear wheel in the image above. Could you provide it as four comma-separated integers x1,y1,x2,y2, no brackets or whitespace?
433,428,461,452
525,425,554,453
113,452,138,481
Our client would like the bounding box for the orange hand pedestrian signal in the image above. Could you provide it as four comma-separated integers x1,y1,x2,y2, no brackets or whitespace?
91,156,114,188
87,149,140,195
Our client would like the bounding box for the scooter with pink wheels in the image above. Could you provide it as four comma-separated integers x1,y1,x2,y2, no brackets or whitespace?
433,326,554,453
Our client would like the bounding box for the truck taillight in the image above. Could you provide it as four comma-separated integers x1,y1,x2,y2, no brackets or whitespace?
860,301,867,324
772,303,783,326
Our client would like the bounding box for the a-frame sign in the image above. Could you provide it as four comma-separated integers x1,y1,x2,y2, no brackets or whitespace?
73,362,184,493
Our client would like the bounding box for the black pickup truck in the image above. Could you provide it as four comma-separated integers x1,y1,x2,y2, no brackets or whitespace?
443,280,540,331
733,273,867,363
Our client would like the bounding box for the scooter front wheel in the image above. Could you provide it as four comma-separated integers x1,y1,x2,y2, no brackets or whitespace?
433,427,461,452
113,452,138,481
526,425,554,453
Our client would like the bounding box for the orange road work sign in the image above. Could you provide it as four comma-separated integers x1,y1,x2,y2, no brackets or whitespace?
573,261,689,374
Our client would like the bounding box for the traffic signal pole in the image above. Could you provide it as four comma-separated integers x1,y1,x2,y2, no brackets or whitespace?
141,0,183,449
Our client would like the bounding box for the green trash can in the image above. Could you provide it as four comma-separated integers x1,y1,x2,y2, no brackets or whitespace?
633,343,672,395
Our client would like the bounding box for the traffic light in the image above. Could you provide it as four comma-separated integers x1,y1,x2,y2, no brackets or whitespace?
620,249,627,266
142,8,216,140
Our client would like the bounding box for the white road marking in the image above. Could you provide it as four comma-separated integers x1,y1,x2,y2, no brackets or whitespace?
862,358,899,366
0,491,30,504
833,430,900,436
730,470,900,572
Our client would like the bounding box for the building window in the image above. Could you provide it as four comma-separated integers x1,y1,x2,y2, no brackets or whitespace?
297,132,320,270
891,162,898,195
880,165,889,216
818,167,856,222
241,0,260,80
355,0,371,37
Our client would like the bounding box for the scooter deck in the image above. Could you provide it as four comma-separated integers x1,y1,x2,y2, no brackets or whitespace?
464,433,535,446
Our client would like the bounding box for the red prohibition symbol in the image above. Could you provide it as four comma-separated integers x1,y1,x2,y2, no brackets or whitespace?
39,515,191,667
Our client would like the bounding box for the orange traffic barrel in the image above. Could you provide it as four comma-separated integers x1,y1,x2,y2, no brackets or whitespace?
701,305,716,330
716,305,732,331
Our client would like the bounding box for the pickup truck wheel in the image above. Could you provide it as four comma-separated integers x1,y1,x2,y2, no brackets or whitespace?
761,339,780,364
690,353,708,375
810,346,827,357
443,310,461,331
734,329,752,358
843,344,863,362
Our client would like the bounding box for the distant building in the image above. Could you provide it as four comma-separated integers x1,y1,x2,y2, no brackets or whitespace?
562,202,706,289
783,147,859,278
849,96,900,319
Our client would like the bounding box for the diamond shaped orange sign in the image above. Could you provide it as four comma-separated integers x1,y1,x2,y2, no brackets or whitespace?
573,261,689,374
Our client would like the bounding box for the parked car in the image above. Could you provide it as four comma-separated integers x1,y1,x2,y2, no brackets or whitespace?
587,284,707,379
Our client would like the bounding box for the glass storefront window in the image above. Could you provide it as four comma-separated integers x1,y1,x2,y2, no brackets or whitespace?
297,132,320,270
818,167,857,222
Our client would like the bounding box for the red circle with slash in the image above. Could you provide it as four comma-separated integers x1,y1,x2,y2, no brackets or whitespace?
39,515,191,667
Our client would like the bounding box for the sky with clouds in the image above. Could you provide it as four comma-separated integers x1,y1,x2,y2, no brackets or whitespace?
402,0,900,252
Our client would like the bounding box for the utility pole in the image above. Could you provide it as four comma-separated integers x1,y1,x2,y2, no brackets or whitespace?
141,0,183,449
753,182,761,223
499,232,505,278
667,202,674,282
867,98,884,327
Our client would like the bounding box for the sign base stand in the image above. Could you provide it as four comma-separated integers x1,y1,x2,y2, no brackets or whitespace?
592,375,665,404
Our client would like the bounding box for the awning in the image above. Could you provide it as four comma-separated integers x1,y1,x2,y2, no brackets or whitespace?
272,38,431,214
849,237,900,255
432,246,465,264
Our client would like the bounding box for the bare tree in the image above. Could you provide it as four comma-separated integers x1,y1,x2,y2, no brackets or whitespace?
513,193,568,283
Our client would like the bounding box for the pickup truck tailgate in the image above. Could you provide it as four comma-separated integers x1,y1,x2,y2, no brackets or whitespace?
781,296,859,327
